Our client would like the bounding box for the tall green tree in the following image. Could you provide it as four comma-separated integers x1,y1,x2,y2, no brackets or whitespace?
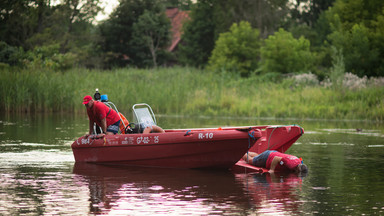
178,0,215,67
287,0,335,50
290,0,335,27
99,0,167,68
326,0,384,77
130,10,171,68
208,21,261,77
178,0,290,67
0,0,38,48
1,0,100,49
214,0,289,38
0,0,102,69
59,0,101,52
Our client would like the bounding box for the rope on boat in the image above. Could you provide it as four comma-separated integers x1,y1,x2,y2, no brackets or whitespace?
246,131,257,164
184,130,191,136
248,131,256,140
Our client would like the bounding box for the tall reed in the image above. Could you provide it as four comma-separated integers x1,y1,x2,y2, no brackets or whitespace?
1,67,383,121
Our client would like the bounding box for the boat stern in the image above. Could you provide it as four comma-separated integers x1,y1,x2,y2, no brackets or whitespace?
250,125,304,153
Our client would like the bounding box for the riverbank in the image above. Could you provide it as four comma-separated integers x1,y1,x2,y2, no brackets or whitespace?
1,67,383,121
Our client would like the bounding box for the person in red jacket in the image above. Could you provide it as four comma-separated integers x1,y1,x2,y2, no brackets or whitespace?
83,95,121,135
243,150,308,173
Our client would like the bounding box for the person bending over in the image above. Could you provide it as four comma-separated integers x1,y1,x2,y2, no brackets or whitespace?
83,95,121,136
243,150,308,173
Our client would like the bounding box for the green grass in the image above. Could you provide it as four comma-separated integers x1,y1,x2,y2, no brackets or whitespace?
1,67,383,121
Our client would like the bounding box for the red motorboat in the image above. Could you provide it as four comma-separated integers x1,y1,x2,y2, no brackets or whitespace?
71,124,304,169
71,101,304,169
72,126,261,169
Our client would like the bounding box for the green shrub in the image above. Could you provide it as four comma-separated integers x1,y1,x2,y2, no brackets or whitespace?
208,21,261,77
260,28,315,74
0,62,10,69
0,41,25,66
24,44,76,70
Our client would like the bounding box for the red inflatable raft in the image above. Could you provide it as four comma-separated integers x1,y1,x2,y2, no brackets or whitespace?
71,125,303,169
72,99,303,170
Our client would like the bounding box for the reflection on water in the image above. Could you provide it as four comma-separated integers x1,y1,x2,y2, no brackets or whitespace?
74,163,249,215
1,113,384,215
235,172,306,215
73,163,305,215
0,169,89,215
0,160,306,215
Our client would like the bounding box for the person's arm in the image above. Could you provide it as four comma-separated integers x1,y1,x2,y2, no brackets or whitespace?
88,120,94,135
269,156,282,173
100,118,107,133
143,125,165,134
86,111,94,137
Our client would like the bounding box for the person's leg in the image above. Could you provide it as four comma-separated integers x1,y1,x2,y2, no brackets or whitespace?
106,120,121,135
247,152,259,157
243,153,253,164
250,150,276,168
242,152,259,163
152,125,165,133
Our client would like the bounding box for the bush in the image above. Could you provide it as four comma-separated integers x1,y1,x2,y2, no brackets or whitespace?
260,28,315,74
328,23,380,77
0,41,25,66
208,21,261,77
24,44,76,70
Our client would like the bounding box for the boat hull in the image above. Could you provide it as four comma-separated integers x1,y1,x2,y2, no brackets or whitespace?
249,125,304,153
72,127,262,169
71,125,304,169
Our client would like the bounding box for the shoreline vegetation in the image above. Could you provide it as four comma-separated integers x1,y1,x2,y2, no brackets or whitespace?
1,67,383,122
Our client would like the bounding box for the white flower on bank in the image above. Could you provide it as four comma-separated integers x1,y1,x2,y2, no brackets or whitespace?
342,72,367,90
292,73,319,86
292,72,383,90
369,77,384,87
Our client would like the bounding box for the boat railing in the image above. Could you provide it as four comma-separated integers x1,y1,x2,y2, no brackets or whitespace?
104,101,129,131
132,103,157,131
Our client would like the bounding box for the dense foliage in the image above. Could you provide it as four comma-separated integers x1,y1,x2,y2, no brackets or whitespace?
177,0,215,67
325,0,384,77
2,0,384,77
1,0,384,118
98,0,172,68
260,28,315,74
208,21,261,77
0,0,101,68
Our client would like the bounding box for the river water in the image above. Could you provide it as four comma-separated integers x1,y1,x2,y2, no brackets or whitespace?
0,113,383,215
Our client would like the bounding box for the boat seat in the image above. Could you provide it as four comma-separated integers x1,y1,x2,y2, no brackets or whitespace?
132,103,157,132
